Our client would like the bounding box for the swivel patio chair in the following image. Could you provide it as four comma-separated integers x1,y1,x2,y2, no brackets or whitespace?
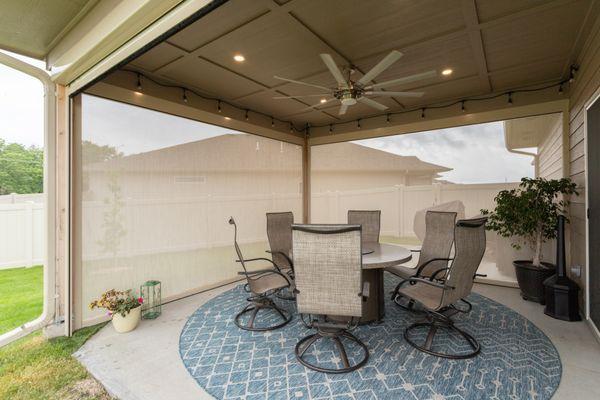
348,210,381,246
266,212,295,300
398,217,487,359
229,217,292,331
388,211,456,308
292,224,370,374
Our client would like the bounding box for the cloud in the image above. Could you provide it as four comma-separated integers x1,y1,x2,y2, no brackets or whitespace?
355,122,534,184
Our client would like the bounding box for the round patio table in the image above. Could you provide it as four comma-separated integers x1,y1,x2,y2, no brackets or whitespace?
361,243,412,323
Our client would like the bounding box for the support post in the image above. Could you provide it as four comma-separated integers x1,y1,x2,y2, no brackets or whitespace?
302,134,311,223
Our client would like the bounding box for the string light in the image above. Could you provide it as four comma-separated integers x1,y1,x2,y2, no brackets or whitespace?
569,65,578,83
125,69,569,136
386,113,391,124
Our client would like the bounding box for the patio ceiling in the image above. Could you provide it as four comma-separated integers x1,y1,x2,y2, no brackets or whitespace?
123,0,598,127
0,0,98,59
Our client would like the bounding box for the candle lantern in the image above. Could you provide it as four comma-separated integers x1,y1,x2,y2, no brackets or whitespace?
140,280,161,319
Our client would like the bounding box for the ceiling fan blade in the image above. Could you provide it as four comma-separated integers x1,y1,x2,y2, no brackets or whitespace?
273,94,331,99
358,97,389,111
320,54,349,89
365,91,425,98
365,70,437,90
296,98,336,113
273,75,331,91
357,50,403,86
339,104,348,115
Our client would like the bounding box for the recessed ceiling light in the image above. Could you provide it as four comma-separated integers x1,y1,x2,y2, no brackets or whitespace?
233,54,245,62
320,98,327,103
441,68,453,76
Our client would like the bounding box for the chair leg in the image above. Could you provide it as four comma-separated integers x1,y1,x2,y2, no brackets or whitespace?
404,317,480,359
234,297,291,331
295,329,369,374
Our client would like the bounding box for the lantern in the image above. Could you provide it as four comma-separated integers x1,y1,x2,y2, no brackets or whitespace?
140,280,161,319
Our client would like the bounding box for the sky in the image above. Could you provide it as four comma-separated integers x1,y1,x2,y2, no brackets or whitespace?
0,52,534,184
0,51,45,147
355,122,535,184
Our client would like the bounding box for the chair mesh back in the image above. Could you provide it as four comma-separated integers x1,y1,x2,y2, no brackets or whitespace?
292,224,363,318
266,212,294,268
347,210,381,245
418,211,457,277
441,217,487,307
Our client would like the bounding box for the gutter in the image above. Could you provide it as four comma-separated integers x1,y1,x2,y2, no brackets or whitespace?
503,122,539,176
0,52,57,347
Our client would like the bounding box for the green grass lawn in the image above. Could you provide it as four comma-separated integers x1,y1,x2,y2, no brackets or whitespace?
0,325,111,400
0,265,43,335
0,266,112,399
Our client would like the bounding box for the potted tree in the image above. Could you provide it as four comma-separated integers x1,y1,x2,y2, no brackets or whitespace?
90,289,144,333
482,177,577,303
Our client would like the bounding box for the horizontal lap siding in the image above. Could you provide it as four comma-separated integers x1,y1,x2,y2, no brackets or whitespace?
538,114,563,181
569,16,600,304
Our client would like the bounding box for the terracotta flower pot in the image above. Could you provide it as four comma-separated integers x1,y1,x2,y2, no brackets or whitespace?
111,305,141,333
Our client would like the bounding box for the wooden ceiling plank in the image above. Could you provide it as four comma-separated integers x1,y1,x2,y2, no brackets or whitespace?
461,0,492,93
478,0,579,30
560,0,600,79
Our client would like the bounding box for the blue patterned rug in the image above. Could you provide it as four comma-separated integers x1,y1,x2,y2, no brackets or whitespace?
179,274,561,399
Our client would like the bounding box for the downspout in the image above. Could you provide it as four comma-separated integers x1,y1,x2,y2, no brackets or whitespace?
0,52,57,347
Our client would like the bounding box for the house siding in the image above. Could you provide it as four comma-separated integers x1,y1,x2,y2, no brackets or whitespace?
568,13,600,304
538,116,564,179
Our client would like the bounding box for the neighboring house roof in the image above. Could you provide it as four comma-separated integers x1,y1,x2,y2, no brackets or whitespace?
85,134,451,174
312,141,451,173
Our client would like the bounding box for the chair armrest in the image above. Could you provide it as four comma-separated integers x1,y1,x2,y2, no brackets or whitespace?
265,250,294,270
239,269,292,285
410,249,421,253
429,268,449,281
360,282,370,301
415,257,453,276
407,277,454,289
236,257,281,271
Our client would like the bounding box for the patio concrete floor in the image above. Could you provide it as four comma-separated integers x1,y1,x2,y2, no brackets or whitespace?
75,282,600,400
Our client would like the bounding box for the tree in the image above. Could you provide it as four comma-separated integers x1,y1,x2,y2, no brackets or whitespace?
81,140,123,165
482,177,578,267
0,138,44,195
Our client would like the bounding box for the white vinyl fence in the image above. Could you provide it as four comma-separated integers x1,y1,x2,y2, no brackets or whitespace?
311,182,518,237
0,183,517,269
0,193,45,269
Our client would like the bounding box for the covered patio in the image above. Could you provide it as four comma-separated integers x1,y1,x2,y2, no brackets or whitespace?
2,0,600,399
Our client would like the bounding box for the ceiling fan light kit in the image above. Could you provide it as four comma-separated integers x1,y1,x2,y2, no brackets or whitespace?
273,50,437,116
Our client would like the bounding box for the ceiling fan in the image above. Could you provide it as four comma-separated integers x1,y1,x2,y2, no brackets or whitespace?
272,50,437,116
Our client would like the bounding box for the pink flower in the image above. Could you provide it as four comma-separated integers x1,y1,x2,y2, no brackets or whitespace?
107,311,112,316
138,297,144,304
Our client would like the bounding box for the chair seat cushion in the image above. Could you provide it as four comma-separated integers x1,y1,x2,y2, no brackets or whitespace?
249,272,289,294
386,264,418,279
397,282,443,310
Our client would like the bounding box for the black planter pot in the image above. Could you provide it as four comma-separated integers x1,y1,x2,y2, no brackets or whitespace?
513,260,555,304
